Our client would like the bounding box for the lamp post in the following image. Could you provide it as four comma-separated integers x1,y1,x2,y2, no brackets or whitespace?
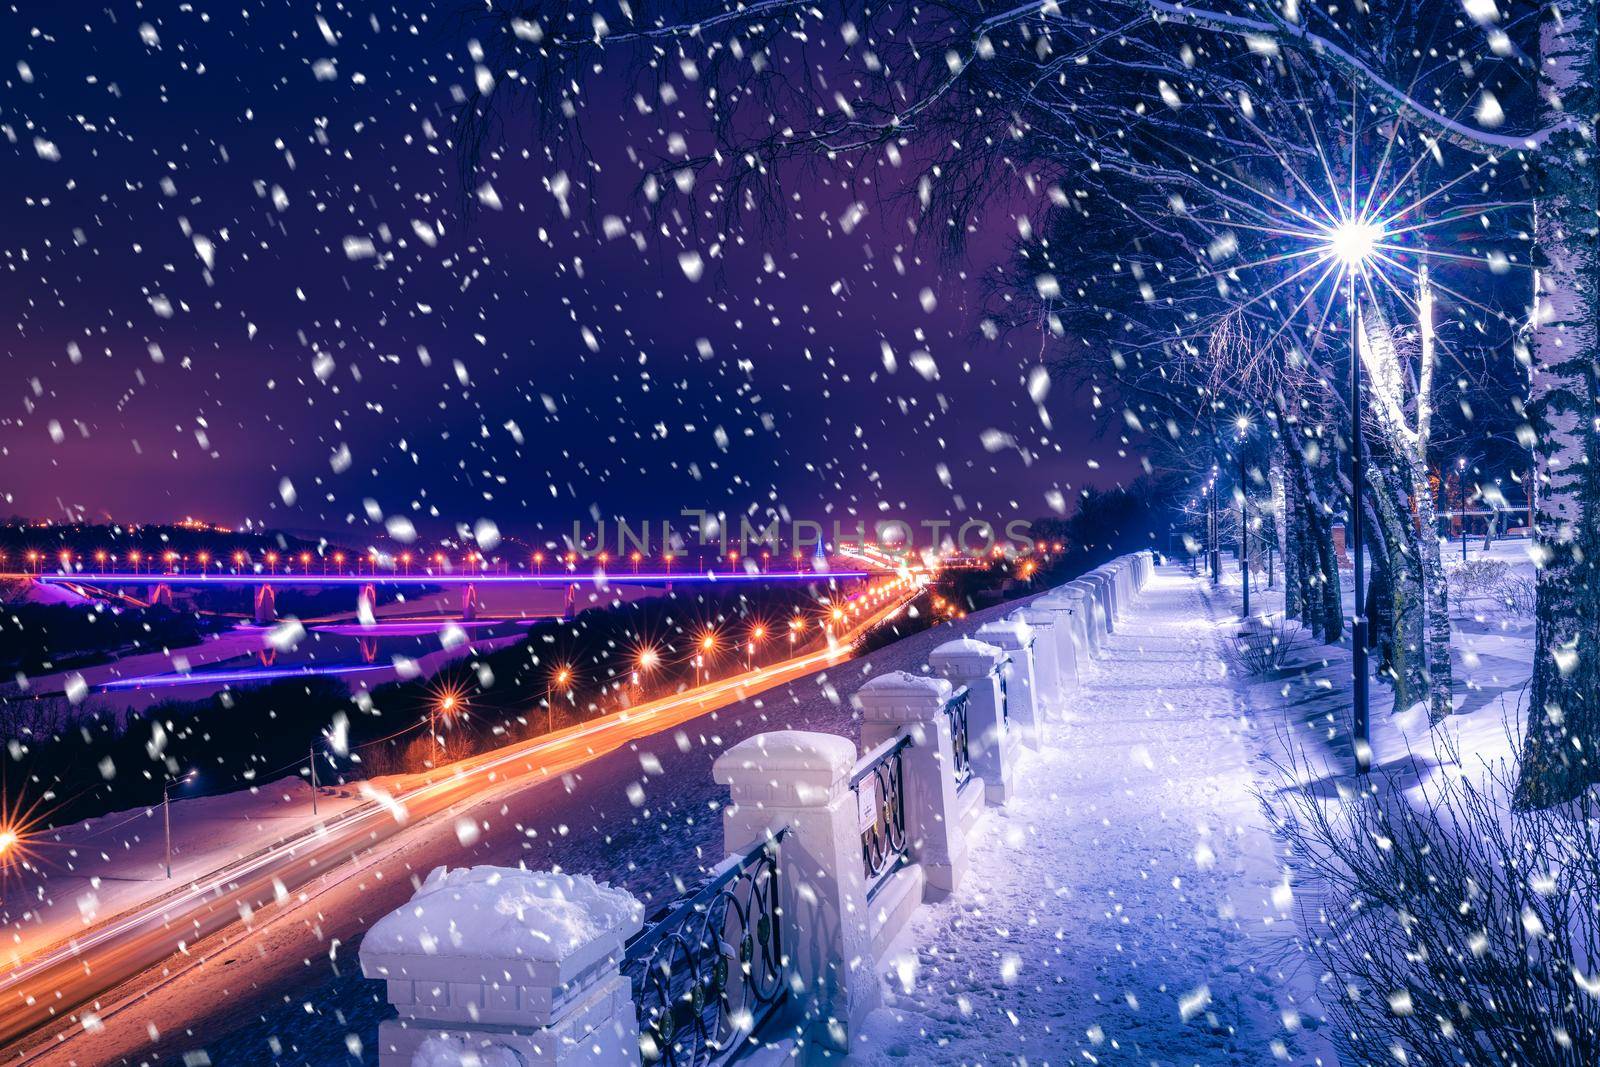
309,743,320,816
1457,456,1469,563
697,632,716,686
634,648,657,699
430,688,466,753
163,770,197,879
1239,456,1250,615
1208,470,1221,586
1329,217,1381,774
546,667,570,734
1234,415,1254,618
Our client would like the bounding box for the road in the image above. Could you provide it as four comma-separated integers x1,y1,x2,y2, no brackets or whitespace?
19,568,885,587
0,584,919,1058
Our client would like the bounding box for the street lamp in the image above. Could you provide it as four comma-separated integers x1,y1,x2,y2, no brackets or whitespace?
1234,414,1254,618
430,687,466,747
1457,456,1469,562
633,646,658,696
697,631,717,685
163,770,198,879
1325,215,1384,774
546,665,572,733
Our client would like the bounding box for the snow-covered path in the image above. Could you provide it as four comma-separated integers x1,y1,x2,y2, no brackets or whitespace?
854,568,1336,1065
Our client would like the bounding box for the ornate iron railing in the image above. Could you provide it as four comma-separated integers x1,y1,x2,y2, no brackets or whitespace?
625,830,789,1066
850,734,911,902
945,686,973,788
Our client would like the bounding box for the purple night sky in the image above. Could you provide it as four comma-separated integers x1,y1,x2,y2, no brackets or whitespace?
2,3,1135,540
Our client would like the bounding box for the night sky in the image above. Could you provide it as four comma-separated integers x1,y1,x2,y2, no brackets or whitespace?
3,2,1134,543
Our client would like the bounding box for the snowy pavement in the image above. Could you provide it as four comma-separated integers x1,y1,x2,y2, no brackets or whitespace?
854,567,1338,1065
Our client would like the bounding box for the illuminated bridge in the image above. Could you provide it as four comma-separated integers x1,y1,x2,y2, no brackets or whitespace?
14,568,899,624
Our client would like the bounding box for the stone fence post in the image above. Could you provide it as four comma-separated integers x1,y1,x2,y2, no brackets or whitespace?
360,867,644,1067
855,672,971,900
928,639,1016,805
713,730,878,1049
975,616,1041,749
1084,570,1119,632
1032,592,1087,692
1064,578,1111,653
1094,562,1129,619
1012,604,1066,719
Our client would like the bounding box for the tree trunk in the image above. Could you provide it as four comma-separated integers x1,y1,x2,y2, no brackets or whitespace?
1276,401,1343,641
1412,470,1453,723
1516,0,1600,809
1357,292,1454,722
1271,460,1297,617
1369,460,1426,714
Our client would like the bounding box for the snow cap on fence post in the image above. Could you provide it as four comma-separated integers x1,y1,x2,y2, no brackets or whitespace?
928,638,1016,805
713,730,878,1050
359,865,644,1067
975,616,1042,749
855,671,972,901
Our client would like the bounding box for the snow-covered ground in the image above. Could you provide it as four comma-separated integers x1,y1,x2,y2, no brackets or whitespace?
854,566,1339,1065
1222,538,1535,806
1,776,369,969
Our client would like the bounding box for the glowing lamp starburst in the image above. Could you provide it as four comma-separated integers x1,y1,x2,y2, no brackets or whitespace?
1326,218,1384,270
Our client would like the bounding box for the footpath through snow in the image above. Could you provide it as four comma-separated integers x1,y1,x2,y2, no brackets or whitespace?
853,567,1338,1065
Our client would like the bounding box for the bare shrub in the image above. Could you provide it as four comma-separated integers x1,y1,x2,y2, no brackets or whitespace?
1228,612,1301,676
1264,743,1600,1064
397,731,475,772
1493,575,1537,618
1447,559,1510,603
0,695,71,740
354,739,407,779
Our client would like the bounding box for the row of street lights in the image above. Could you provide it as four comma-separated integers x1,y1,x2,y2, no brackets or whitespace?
427,577,912,741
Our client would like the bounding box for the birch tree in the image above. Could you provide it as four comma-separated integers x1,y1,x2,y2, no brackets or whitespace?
1513,0,1600,808
1358,273,1453,721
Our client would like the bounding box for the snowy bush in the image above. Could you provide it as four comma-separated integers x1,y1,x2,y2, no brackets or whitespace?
1265,747,1600,1064
1446,558,1510,602
1446,559,1538,619
1494,575,1537,618
1228,612,1300,676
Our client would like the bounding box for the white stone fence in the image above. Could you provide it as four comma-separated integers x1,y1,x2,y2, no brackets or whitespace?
361,552,1153,1066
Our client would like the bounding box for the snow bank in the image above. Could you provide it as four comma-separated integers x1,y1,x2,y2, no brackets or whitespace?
365,866,642,963
411,1033,520,1067
858,669,948,696
5,579,92,606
